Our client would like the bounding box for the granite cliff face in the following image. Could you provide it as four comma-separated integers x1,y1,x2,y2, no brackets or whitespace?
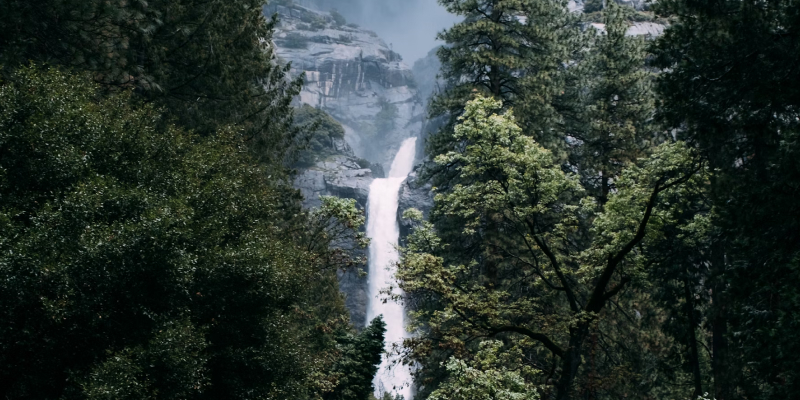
266,3,427,327
293,138,374,210
290,139,373,327
267,3,425,170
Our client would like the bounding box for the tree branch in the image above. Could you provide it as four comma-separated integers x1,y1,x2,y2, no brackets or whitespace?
602,276,631,302
527,225,581,312
490,326,564,357
586,167,700,313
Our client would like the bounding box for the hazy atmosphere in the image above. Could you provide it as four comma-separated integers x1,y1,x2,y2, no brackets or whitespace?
297,0,460,62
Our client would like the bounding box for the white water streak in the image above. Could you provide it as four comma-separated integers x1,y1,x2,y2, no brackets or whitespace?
366,137,417,400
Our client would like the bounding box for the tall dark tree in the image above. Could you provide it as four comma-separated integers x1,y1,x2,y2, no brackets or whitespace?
428,0,582,161
573,2,656,203
0,0,301,168
0,66,363,400
324,317,386,400
653,0,800,398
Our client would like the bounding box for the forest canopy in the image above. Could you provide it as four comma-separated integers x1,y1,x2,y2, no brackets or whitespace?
398,0,800,400
0,1,384,399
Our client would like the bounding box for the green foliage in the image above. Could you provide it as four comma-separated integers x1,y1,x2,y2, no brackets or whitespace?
0,66,362,400
428,341,541,400
398,96,703,399
0,0,302,169
583,0,604,13
294,105,347,167
306,196,371,270
324,317,386,400
428,0,586,179
0,0,382,398
652,0,800,397
572,1,656,202
432,0,574,107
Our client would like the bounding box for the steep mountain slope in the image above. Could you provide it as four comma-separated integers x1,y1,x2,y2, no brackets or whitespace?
266,3,427,327
266,3,424,170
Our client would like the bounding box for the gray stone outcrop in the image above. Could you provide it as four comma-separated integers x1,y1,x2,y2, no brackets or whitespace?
267,3,425,171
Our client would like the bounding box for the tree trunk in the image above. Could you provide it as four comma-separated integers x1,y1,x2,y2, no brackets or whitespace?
684,275,703,398
712,300,729,400
711,243,731,400
554,326,588,400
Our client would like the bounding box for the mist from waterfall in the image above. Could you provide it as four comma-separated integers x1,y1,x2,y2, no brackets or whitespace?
366,137,417,400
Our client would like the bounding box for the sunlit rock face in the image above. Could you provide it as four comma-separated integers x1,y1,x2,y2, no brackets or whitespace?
266,3,425,171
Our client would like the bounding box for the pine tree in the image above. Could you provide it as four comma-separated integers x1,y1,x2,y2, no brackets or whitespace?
398,96,704,400
653,0,800,398
325,317,386,400
428,0,583,162
422,0,586,301
0,0,302,170
573,2,656,203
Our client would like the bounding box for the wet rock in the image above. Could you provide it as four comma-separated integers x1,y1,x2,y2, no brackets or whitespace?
337,268,369,328
397,169,435,243
292,149,374,328
325,167,373,209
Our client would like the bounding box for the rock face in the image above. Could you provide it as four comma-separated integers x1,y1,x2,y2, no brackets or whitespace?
291,137,373,327
294,138,374,210
412,46,443,108
266,3,428,327
266,3,425,171
397,169,435,244
294,156,373,327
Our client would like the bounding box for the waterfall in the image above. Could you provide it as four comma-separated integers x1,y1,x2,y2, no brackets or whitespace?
366,137,417,400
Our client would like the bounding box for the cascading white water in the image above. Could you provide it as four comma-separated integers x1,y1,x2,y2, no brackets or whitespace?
366,137,417,400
